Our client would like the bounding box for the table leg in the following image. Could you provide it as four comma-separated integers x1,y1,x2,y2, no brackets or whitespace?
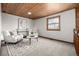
29,38,31,45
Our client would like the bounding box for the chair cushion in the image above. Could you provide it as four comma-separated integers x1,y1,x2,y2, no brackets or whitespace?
3,31,11,37
11,30,17,35
10,31,14,35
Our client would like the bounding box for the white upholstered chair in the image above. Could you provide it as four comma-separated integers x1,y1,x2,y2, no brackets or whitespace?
3,31,23,43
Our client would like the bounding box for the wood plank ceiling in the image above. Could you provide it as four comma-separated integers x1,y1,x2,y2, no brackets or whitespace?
1,3,79,19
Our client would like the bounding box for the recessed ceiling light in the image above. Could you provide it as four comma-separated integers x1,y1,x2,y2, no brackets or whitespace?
28,12,32,15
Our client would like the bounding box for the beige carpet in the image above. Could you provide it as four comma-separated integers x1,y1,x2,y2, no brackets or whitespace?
6,37,76,56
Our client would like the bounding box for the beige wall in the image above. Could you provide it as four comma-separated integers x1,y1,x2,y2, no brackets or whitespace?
2,13,33,31
34,9,76,42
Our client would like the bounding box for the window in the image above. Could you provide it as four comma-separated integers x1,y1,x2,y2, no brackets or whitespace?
47,16,60,31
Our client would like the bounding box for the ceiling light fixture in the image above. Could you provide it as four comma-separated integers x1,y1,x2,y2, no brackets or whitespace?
28,12,32,15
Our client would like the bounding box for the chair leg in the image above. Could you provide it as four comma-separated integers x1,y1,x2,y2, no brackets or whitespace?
5,42,6,44
37,37,38,42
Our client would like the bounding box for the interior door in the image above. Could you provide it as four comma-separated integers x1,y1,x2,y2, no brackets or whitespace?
74,30,79,56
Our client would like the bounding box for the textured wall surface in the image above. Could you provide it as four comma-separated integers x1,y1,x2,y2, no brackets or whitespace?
34,9,76,42
2,13,33,31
